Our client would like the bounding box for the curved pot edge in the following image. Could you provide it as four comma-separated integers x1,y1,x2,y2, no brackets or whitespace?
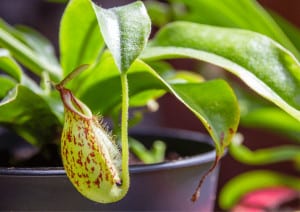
0,128,217,176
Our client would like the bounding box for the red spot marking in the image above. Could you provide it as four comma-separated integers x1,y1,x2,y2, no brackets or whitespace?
229,128,234,134
105,173,109,181
94,178,100,188
86,180,91,188
91,167,95,172
74,180,79,187
87,156,91,164
73,136,77,145
84,164,89,172
84,127,89,138
69,170,75,179
78,173,82,178
77,158,83,166
67,131,72,142
90,152,95,157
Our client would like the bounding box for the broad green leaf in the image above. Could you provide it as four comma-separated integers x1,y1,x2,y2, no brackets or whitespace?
92,1,151,72
0,20,61,81
219,170,300,210
59,0,104,75
76,52,203,112
171,82,239,153
78,54,239,155
142,21,300,122
73,52,164,113
0,85,61,146
169,0,300,59
0,48,22,81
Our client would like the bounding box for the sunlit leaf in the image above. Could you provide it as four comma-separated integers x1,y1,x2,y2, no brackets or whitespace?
142,21,300,122
92,1,151,72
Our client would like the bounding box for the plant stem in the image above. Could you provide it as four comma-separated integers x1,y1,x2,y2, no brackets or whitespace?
120,72,130,191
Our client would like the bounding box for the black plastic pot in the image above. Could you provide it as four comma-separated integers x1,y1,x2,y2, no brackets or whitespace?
0,128,219,211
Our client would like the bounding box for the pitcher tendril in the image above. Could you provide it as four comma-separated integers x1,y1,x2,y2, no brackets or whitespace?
55,65,129,203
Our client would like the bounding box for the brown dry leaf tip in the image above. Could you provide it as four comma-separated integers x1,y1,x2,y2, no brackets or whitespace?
191,191,200,202
191,155,220,203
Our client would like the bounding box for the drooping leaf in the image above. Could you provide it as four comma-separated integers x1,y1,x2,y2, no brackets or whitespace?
59,0,104,75
168,0,300,59
142,21,300,122
77,53,239,155
0,19,61,81
92,1,151,72
0,85,61,146
171,81,239,154
219,170,300,210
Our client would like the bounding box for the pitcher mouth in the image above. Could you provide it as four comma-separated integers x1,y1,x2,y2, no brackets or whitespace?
56,86,92,119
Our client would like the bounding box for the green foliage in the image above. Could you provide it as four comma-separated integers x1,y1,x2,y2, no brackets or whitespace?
129,138,166,164
60,0,104,75
219,170,300,209
1,0,300,205
157,0,300,209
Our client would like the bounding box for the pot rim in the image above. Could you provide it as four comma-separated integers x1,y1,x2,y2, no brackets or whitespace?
0,128,216,176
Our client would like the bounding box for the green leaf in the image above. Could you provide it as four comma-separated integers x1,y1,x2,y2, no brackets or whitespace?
129,137,166,164
169,0,300,59
15,25,60,68
229,142,300,165
92,1,151,72
59,0,104,75
0,76,16,99
145,0,172,27
171,81,239,153
0,20,62,81
78,53,239,155
0,48,22,81
0,85,62,146
74,52,163,114
142,21,300,122
219,170,300,210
